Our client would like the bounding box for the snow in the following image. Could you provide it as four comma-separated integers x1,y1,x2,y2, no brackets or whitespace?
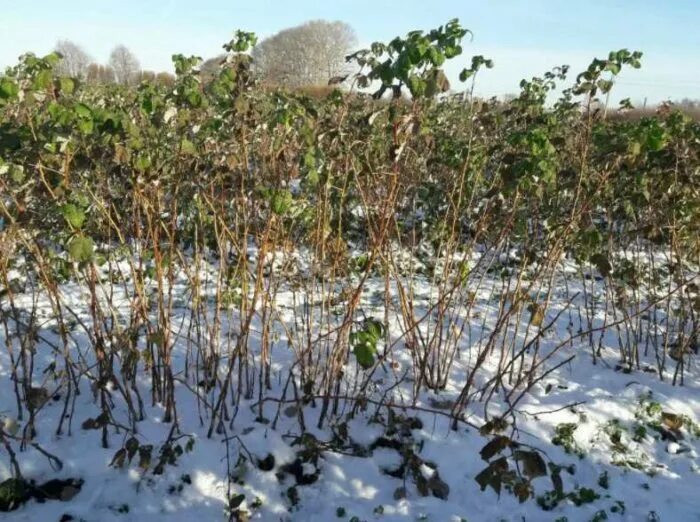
1,249,699,521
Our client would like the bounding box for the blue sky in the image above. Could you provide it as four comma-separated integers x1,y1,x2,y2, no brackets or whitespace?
2,0,699,103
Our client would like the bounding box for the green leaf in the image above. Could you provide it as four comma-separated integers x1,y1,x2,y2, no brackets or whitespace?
33,69,53,91
353,342,375,369
67,236,94,263
576,81,595,93
444,45,462,59
44,52,62,67
74,103,92,119
427,47,445,66
180,138,196,155
9,165,25,183
644,126,666,152
459,68,473,82
271,189,293,216
605,62,621,75
597,79,614,94
77,118,94,135
135,154,151,172
0,78,19,101
305,169,320,187
0,478,29,511
61,203,86,229
185,88,203,108
364,318,384,341
59,77,75,95
406,74,426,97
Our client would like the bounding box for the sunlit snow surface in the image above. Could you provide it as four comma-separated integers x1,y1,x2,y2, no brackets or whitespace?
1,249,699,521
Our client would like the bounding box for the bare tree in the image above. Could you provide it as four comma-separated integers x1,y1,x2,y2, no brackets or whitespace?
252,20,357,88
54,40,92,79
200,54,227,82
108,45,140,86
86,63,116,84
155,72,175,87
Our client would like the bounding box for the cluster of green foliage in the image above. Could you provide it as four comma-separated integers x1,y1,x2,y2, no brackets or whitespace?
1,20,699,281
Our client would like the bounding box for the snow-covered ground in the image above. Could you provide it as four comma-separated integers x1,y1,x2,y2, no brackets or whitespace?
1,250,699,521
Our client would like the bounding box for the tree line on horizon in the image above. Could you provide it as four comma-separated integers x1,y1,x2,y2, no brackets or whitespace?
47,19,357,90
52,40,174,87
29,19,700,113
